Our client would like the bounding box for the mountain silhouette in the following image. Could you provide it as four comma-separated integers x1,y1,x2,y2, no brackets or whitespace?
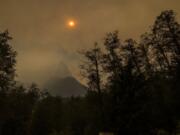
44,76,86,97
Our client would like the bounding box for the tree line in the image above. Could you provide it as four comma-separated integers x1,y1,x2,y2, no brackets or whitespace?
0,10,180,135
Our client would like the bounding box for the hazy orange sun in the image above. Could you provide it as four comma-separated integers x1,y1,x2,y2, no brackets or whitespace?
68,20,75,27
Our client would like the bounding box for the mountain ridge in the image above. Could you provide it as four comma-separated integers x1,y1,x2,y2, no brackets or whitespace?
44,76,87,97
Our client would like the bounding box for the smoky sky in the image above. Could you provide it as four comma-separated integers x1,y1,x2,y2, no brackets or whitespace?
0,0,180,86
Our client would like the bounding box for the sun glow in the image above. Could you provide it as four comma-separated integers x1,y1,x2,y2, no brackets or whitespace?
68,20,76,28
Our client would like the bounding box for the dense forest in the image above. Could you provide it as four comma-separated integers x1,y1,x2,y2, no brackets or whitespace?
0,10,180,135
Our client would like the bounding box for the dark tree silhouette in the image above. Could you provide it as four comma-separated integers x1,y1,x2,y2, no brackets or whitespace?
79,43,106,131
0,30,16,91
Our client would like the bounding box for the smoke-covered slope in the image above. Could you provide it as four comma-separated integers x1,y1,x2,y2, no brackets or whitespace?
44,76,86,97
